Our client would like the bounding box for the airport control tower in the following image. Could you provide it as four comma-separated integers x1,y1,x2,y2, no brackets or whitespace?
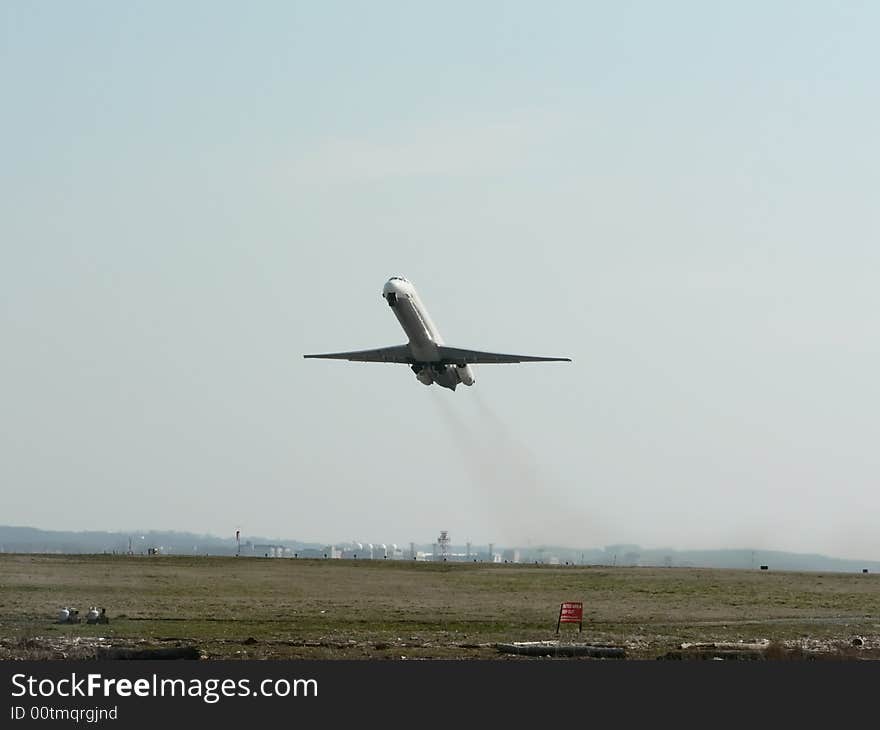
437,531,450,561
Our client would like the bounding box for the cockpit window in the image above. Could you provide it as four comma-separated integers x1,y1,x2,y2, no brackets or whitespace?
389,276,408,282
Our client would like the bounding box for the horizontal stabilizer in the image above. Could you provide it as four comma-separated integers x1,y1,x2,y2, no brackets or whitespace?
435,345,571,365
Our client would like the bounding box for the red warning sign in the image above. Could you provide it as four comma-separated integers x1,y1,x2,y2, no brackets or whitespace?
556,601,583,633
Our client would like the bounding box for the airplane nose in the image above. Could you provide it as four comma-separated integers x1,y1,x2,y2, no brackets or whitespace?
382,277,409,304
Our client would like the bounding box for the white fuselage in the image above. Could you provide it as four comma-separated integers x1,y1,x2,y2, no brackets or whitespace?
382,277,475,390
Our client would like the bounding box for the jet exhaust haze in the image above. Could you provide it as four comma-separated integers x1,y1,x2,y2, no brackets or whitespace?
429,388,606,549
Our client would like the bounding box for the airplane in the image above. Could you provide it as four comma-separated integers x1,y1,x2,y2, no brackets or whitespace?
304,276,571,390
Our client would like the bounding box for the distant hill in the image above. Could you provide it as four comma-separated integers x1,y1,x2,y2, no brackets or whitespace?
0,525,321,556
521,544,880,574
0,526,876,574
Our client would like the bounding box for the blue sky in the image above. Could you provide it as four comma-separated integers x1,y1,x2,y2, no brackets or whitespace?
2,2,879,558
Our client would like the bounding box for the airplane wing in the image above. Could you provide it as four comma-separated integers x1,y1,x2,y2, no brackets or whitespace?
303,345,412,363
435,345,571,364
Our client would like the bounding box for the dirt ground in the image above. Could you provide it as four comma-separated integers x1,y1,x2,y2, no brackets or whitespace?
1,554,877,660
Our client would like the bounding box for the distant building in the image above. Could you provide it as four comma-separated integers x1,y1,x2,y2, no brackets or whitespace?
501,549,520,564
251,544,288,558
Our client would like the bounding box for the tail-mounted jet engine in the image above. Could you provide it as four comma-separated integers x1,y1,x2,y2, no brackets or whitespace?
412,363,433,386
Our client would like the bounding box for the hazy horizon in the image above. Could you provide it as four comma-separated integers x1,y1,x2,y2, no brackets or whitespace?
3,3,879,559
3,521,880,567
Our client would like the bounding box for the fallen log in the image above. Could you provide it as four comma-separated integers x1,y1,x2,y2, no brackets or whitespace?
495,642,625,658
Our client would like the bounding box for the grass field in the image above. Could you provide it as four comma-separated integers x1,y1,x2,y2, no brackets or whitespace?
1,554,878,659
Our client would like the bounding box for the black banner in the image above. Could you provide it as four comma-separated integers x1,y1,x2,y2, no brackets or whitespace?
1,660,875,726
